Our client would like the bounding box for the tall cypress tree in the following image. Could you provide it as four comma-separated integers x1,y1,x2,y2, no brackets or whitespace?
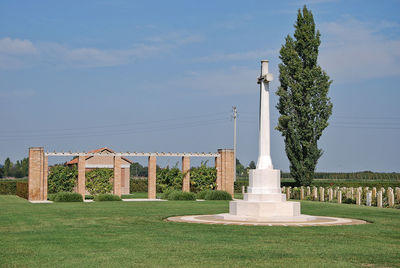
276,6,332,186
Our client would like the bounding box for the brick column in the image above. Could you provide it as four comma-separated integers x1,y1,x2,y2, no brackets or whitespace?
77,156,86,198
43,155,48,201
148,156,156,199
113,156,122,197
218,149,234,196
215,156,222,190
182,156,190,192
28,147,46,201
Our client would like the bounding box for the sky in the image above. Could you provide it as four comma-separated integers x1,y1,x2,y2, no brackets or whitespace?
0,0,399,172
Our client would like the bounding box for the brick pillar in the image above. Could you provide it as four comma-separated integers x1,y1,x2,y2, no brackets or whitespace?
218,149,234,196
28,147,47,201
77,156,86,198
148,156,156,199
215,156,222,190
113,156,122,197
43,155,48,201
182,156,190,192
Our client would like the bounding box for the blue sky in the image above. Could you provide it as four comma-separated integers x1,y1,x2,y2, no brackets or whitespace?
0,0,399,172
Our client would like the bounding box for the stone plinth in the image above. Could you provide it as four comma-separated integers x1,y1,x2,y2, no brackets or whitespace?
247,169,281,194
225,167,310,222
228,199,301,219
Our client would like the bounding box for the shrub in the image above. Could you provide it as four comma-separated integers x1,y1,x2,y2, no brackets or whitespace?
204,190,232,200
234,181,249,193
0,180,17,195
167,191,196,201
190,162,216,192
130,178,148,192
196,190,212,199
94,194,122,201
48,165,77,194
157,166,183,193
48,194,56,201
16,181,28,199
85,195,94,200
343,198,356,204
86,168,113,195
53,192,83,202
161,188,174,200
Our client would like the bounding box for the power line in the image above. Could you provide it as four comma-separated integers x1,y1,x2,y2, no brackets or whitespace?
0,118,230,140
0,111,230,135
232,106,237,182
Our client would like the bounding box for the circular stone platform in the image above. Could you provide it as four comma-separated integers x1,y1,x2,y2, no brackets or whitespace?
166,214,367,227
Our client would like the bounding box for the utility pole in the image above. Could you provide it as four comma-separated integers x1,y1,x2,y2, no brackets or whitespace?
232,106,237,182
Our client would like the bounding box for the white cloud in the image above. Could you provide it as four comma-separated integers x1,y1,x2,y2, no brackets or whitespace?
319,18,400,82
0,37,38,55
196,49,277,63
0,32,203,69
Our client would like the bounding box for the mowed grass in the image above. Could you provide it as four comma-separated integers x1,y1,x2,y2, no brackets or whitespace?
0,195,399,267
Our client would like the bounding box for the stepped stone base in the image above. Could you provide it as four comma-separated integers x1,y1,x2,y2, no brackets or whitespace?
227,199,307,221
226,168,308,221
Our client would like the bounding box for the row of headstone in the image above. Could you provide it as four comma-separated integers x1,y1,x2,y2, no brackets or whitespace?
280,186,399,208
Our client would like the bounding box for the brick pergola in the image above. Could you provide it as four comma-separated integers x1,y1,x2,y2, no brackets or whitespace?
28,147,234,201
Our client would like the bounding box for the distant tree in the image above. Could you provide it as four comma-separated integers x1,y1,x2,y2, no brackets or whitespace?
14,160,23,178
3,158,12,177
130,162,148,177
236,158,245,176
276,6,332,186
248,161,256,170
21,158,29,177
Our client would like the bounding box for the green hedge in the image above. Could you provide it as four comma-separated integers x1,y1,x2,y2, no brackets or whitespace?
16,181,28,199
234,181,248,193
281,181,400,188
235,180,400,191
130,178,148,192
204,190,232,200
53,192,83,202
166,191,196,201
196,190,212,199
94,194,122,201
161,189,174,200
86,168,113,195
0,180,17,195
48,165,77,194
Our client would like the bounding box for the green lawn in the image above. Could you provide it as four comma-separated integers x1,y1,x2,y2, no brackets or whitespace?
0,195,399,267
121,192,153,199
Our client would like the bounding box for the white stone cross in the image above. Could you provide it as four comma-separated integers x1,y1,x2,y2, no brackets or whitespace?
256,60,274,169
